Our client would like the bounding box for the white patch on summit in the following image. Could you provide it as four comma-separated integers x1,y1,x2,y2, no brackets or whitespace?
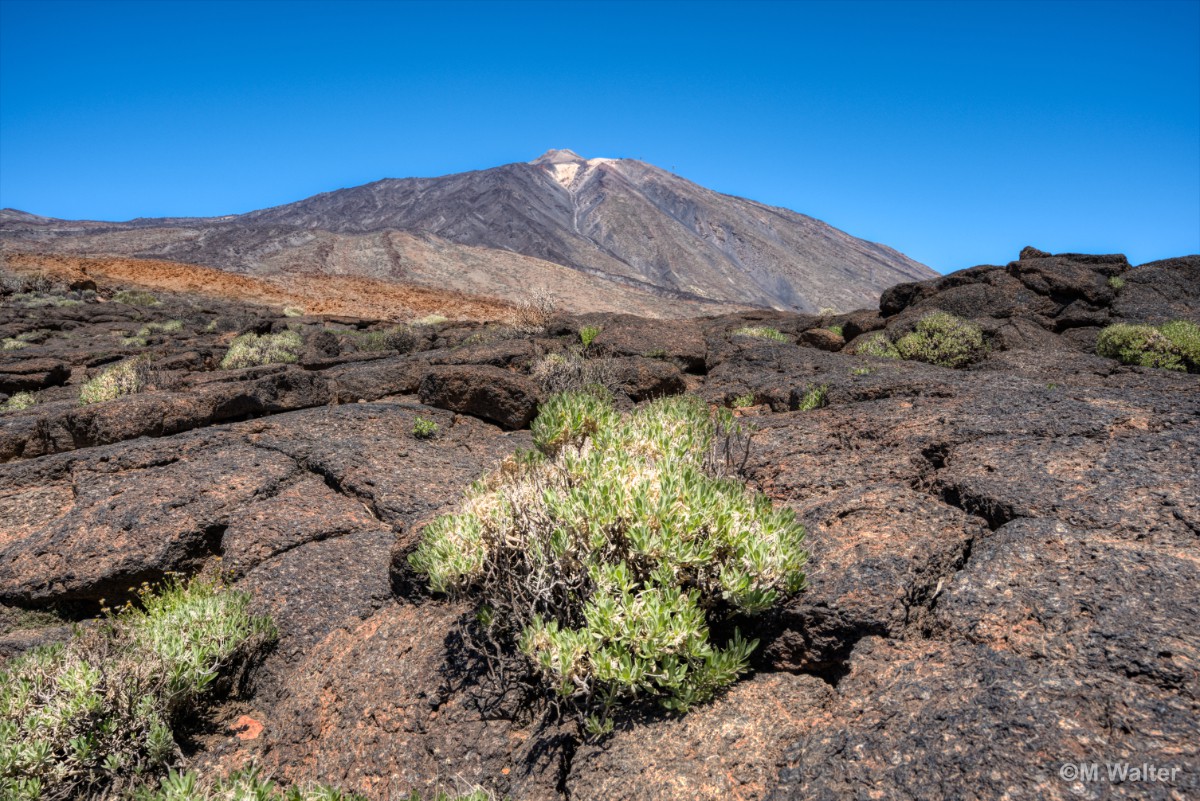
550,162,581,188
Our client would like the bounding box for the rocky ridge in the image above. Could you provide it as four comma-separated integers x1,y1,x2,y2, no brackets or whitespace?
1,248,1197,799
0,150,935,313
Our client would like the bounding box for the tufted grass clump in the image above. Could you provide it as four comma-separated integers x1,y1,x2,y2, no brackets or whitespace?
794,384,828,411
282,305,305,318
350,325,417,353
410,391,806,734
0,577,276,801
1107,275,1126,291
219,330,303,370
2,338,28,350
893,311,985,368
854,332,900,360
80,358,151,405
113,290,161,307
731,326,788,342
1097,320,1200,373
2,392,38,413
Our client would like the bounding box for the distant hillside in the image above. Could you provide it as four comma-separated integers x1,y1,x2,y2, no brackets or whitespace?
0,150,936,313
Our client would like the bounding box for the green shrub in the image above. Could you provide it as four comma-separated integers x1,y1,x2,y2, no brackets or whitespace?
0,577,276,800
579,325,602,349
413,417,439,439
113,290,160,307
219,330,303,370
410,392,806,733
1107,275,1126,291
2,392,38,412
350,325,417,353
794,384,828,411
894,311,985,368
1097,320,1200,372
80,358,151,404
730,392,756,409
854,332,900,360
731,326,788,342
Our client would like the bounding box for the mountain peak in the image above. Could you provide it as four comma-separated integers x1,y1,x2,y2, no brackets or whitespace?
531,148,586,165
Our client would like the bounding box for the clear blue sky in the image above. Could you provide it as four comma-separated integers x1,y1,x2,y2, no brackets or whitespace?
1,0,1197,273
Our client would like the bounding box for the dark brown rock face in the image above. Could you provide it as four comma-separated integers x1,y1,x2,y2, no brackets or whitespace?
418,364,541,429
2,250,1198,799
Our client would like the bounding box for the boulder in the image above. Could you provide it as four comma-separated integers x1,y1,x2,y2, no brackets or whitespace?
418,364,540,429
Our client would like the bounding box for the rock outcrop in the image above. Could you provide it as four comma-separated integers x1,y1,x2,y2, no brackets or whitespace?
2,249,1197,799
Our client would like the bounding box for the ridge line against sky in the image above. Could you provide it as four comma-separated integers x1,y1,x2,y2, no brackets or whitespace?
1,0,1197,274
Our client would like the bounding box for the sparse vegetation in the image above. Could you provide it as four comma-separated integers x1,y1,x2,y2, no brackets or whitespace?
854,332,901,360
0,577,275,801
1107,276,1126,291
851,366,873,376
131,766,366,801
2,392,38,412
893,311,986,368
2,338,28,350
80,358,151,405
350,325,417,353
409,392,805,734
282,305,306,318
531,351,618,396
413,417,439,439
731,392,756,409
219,330,303,369
514,288,557,332
1096,320,1200,373
731,326,788,342
113,289,161,307
794,384,829,411
413,314,449,327
579,325,602,349
826,325,844,338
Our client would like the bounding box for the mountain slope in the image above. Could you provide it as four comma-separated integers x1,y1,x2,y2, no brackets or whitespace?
0,150,935,313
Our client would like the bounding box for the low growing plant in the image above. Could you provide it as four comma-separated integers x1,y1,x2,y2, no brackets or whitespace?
731,326,788,342
530,352,619,397
579,325,602,349
826,325,844,338
351,325,417,353
131,766,365,801
409,392,805,734
413,416,439,439
1,338,28,350
80,358,151,405
0,577,276,801
2,392,38,412
893,311,985,368
219,330,303,370
854,332,901,360
113,289,160,307
1096,320,1200,373
730,392,756,409
794,384,828,411
282,305,305,318
1107,275,1126,291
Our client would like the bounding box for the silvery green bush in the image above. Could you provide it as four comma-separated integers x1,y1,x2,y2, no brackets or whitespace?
409,391,806,734
0,577,275,800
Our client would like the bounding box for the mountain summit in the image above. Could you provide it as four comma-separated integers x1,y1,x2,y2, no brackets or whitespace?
0,151,935,313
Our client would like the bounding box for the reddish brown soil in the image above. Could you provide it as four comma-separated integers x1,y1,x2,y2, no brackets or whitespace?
5,253,518,322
